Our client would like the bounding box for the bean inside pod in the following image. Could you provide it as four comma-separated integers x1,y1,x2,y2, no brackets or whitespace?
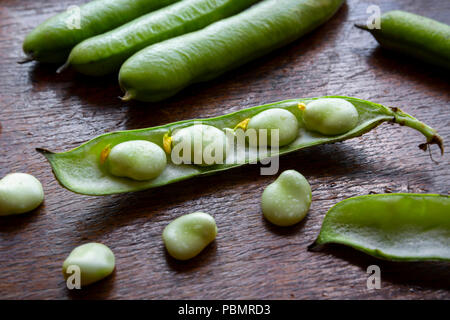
241,108,299,147
300,98,359,135
104,140,167,181
165,124,228,166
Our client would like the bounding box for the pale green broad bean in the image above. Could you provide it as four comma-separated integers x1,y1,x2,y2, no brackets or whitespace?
107,140,167,181
261,170,312,226
62,243,115,286
301,98,359,135
163,212,217,260
246,108,299,147
0,173,44,216
170,124,227,166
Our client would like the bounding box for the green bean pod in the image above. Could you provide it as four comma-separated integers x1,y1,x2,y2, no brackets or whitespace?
37,96,443,196
356,10,450,69
309,194,450,261
119,0,344,102
22,0,180,64
63,0,260,76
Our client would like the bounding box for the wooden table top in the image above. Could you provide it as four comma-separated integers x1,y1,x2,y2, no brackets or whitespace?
0,0,448,299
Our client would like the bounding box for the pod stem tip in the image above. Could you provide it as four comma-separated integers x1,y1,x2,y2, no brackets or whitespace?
120,92,133,101
36,147,54,155
307,242,324,252
391,107,444,156
17,54,34,64
56,61,70,74
419,134,444,156
354,23,369,31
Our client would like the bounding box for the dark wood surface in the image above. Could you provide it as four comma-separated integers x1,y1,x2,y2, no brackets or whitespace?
0,0,449,300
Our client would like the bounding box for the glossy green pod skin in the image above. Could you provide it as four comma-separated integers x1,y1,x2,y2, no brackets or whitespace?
22,0,180,64
309,194,450,261
356,10,450,69
37,96,443,196
65,0,260,76
119,0,344,102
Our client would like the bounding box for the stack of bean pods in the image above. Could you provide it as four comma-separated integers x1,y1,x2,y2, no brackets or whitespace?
23,0,345,101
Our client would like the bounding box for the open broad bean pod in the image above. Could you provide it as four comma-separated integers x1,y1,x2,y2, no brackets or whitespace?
37,96,444,196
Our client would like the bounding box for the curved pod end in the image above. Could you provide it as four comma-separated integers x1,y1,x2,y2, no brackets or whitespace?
18,53,35,64
120,92,133,101
56,61,70,74
310,193,450,262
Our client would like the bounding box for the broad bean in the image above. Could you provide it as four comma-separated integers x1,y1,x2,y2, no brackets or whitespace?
163,212,217,260
169,124,227,166
107,140,167,181
261,170,311,226
246,108,299,147
301,98,359,135
0,173,44,216
62,243,115,286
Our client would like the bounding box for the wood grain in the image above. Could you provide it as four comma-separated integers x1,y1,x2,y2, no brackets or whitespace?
0,0,449,299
